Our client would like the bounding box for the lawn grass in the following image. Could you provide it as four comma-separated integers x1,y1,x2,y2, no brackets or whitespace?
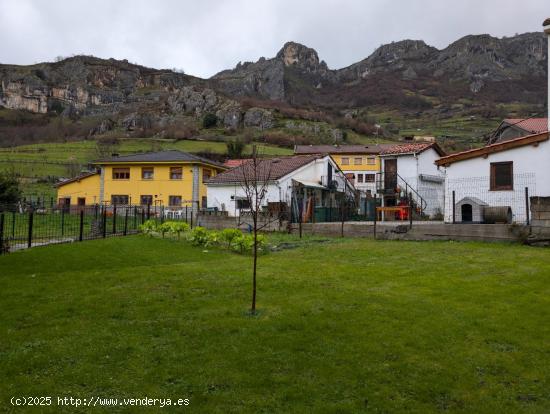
1,236,550,412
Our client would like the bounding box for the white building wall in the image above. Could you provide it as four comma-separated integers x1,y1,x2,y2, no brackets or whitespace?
206,156,350,217
381,149,445,217
442,140,550,223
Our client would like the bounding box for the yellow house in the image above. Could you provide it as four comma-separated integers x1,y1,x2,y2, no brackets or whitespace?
56,150,226,208
294,144,393,188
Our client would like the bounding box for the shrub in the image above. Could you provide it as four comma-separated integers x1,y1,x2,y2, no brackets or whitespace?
226,140,245,158
202,113,218,129
188,226,209,246
139,219,158,236
167,221,190,239
205,231,221,247
220,228,242,249
158,222,172,238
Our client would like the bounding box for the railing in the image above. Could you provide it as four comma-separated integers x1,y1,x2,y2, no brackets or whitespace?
375,173,427,215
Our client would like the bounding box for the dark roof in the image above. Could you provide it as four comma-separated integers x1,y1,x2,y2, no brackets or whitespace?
380,142,445,156
94,150,225,168
208,155,323,184
436,132,549,166
55,171,99,187
294,144,394,155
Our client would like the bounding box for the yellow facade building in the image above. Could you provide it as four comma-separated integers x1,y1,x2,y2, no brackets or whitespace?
294,144,392,189
56,150,226,208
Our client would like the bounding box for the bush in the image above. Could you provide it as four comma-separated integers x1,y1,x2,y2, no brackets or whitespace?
167,222,189,239
188,226,209,246
202,113,218,129
220,228,242,249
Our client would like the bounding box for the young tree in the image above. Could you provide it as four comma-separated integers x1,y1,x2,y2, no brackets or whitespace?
226,139,245,159
239,146,273,314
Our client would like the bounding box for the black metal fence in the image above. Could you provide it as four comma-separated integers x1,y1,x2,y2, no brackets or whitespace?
0,203,197,254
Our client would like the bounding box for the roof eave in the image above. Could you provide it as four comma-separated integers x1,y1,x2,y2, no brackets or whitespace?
436,132,549,166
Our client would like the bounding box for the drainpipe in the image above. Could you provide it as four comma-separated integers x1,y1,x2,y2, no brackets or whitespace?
99,166,105,204
545,18,550,132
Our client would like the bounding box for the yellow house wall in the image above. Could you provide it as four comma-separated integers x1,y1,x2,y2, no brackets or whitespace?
56,174,100,205
103,163,221,206
57,163,222,206
331,154,381,172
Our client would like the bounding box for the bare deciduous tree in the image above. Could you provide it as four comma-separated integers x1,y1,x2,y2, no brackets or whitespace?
239,146,273,314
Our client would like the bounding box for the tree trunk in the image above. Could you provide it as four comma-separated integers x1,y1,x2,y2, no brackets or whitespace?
251,216,257,313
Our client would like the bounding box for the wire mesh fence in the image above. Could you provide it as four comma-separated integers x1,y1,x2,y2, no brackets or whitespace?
444,173,536,224
0,203,198,254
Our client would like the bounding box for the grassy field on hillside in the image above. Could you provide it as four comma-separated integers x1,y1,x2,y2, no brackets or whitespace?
1,236,550,412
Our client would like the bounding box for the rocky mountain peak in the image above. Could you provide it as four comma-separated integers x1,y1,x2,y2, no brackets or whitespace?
276,41,322,71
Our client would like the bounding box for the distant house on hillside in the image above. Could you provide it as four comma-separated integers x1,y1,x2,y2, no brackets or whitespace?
488,118,548,144
206,154,354,219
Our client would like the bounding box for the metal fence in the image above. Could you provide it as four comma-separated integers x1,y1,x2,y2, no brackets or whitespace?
444,173,536,224
0,203,197,254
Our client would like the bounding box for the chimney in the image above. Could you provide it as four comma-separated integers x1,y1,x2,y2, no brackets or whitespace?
545,18,550,132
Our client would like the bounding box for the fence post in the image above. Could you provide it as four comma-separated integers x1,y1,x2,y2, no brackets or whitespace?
409,192,413,230
79,210,84,242
141,208,145,224
133,206,137,230
0,213,4,254
124,208,129,236
27,211,34,248
525,187,530,225
190,206,193,229
12,211,15,239
452,190,456,224
102,208,107,238
161,206,165,224
147,204,151,220
373,194,377,240
112,205,117,234
61,208,65,236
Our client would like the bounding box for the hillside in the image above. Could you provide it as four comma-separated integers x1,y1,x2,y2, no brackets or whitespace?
0,32,547,153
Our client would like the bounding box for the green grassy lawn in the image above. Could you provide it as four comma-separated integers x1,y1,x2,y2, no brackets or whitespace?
1,236,550,412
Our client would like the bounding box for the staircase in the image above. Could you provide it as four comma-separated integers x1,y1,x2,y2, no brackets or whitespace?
375,172,427,218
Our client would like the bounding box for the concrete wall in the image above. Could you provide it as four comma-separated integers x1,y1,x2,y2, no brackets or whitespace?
530,196,550,238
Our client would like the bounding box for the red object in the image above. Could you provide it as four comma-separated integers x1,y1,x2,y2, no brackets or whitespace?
396,200,409,220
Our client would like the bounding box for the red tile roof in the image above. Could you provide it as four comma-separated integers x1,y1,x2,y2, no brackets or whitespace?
294,144,394,155
223,159,250,168
208,155,322,184
380,142,445,156
55,171,98,187
503,118,548,134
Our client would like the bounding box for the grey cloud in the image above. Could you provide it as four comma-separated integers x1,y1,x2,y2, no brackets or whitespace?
0,0,548,77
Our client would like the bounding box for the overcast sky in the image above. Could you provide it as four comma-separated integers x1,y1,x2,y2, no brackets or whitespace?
0,0,548,78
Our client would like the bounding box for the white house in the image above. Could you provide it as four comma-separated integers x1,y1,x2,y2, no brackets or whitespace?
436,132,549,223
377,142,446,218
436,18,550,224
206,154,354,219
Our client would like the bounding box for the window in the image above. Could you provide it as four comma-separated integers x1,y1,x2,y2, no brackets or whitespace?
341,157,350,165
202,168,211,183
77,197,86,206
170,167,183,180
111,195,129,205
357,174,364,183
140,195,153,205
169,195,182,206
112,168,130,180
365,174,375,183
141,167,154,180
354,157,363,165
236,199,250,209
367,157,376,165
490,162,513,191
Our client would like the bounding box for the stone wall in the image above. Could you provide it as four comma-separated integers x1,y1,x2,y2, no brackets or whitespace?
530,197,550,239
